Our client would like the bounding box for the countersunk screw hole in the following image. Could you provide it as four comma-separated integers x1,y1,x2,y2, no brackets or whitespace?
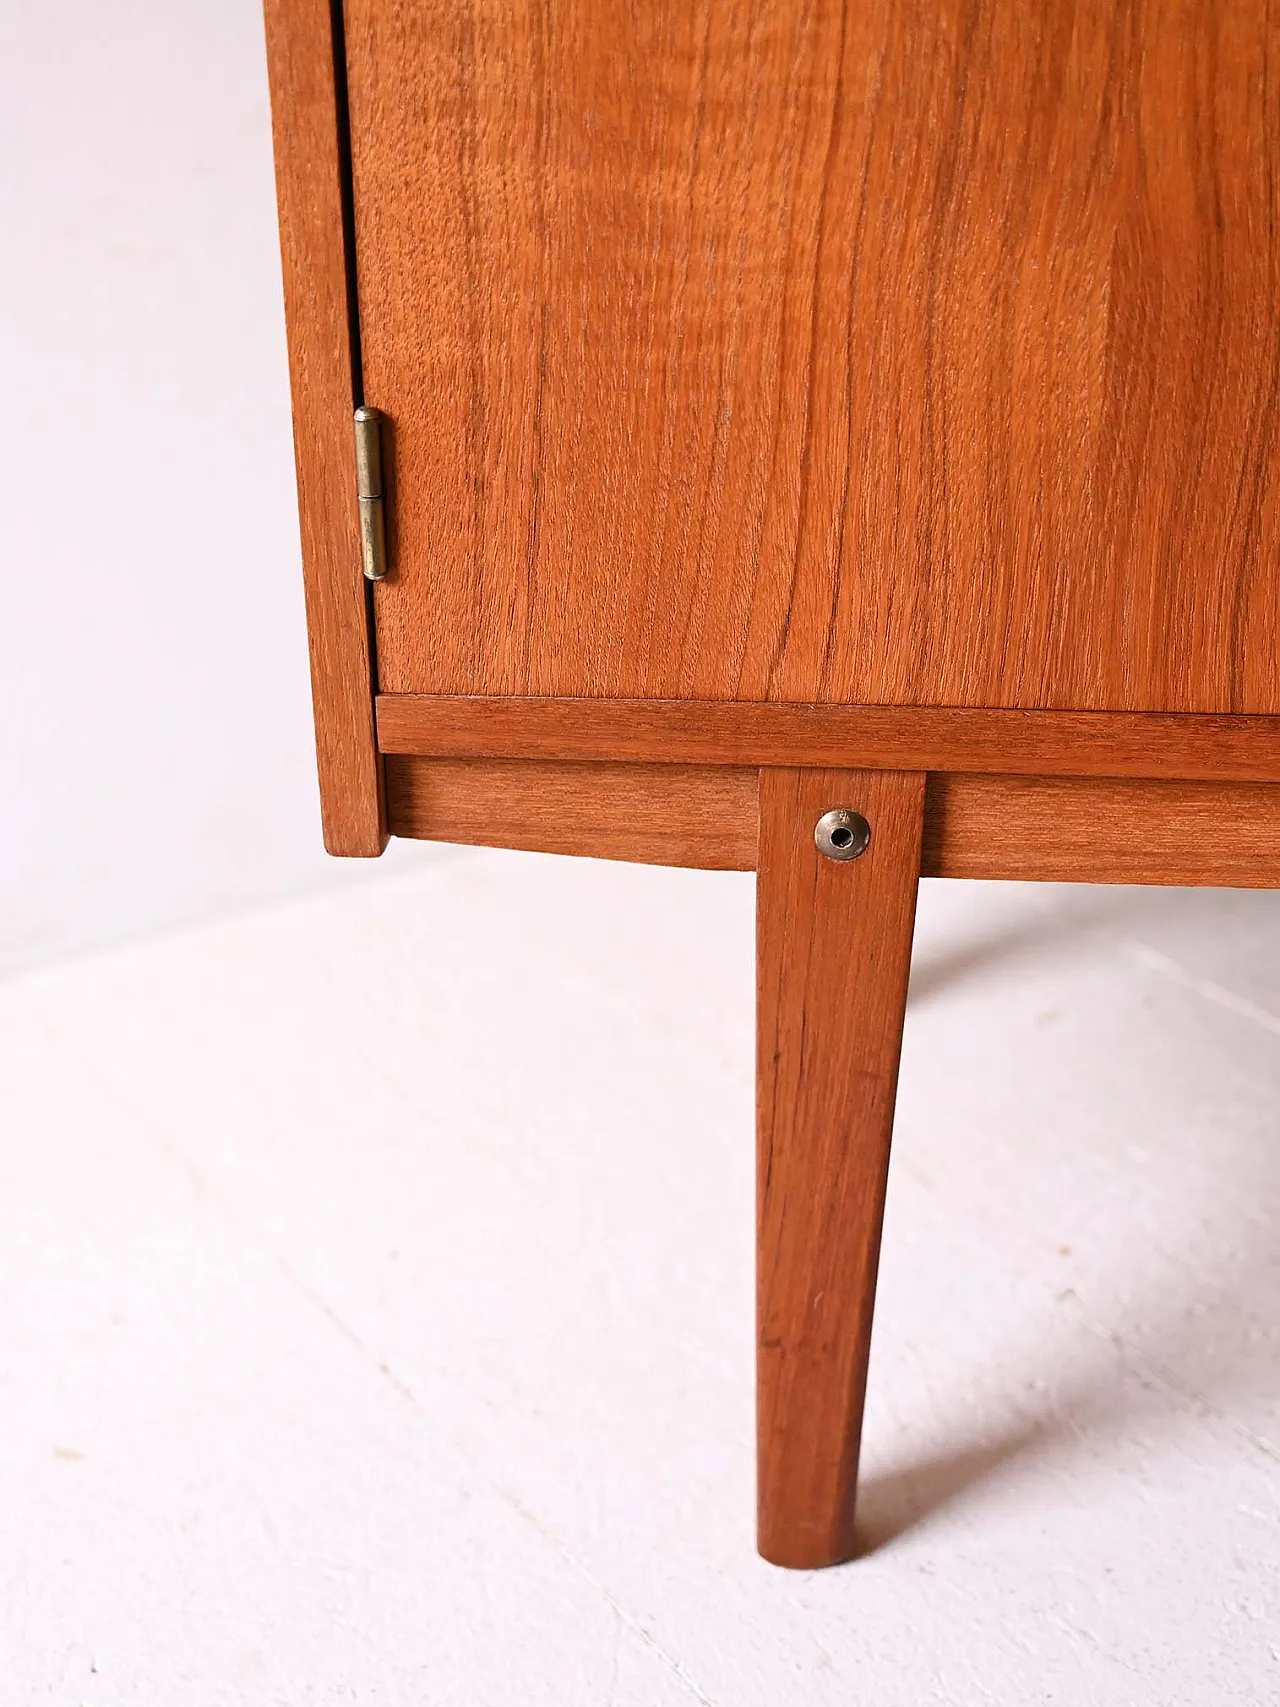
814,808,871,862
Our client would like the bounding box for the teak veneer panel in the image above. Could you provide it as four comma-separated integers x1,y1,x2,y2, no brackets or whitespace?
385,756,1280,887
264,0,385,855
346,0,1279,714
376,696,1280,785
922,774,1280,886
385,756,758,869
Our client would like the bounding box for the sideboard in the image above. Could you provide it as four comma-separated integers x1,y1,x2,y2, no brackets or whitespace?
264,0,1280,1566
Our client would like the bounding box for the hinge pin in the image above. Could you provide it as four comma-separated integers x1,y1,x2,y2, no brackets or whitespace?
353,406,388,581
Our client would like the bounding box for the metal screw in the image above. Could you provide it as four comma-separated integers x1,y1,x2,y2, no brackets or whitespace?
814,807,871,862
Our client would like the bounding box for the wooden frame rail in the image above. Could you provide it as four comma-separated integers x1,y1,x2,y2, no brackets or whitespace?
385,756,1280,888
376,696,1280,785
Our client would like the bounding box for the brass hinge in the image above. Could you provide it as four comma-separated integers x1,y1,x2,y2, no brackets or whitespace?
353,406,388,581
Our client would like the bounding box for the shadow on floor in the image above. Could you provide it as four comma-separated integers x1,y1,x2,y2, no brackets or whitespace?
859,882,1280,1557
855,1430,1047,1554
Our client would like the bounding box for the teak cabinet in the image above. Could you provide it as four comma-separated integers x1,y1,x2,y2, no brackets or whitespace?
264,0,1280,1567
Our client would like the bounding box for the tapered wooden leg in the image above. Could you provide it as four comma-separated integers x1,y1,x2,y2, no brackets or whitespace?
757,767,925,1568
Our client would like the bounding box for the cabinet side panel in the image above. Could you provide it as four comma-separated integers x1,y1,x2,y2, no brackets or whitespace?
264,0,385,854
347,0,1280,715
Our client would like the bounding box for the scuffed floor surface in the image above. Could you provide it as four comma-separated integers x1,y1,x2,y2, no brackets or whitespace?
1,852,1277,1704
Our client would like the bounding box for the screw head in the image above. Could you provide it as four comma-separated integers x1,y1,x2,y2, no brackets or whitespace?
814,807,871,862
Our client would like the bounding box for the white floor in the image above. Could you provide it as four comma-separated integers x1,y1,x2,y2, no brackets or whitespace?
2,851,1278,1704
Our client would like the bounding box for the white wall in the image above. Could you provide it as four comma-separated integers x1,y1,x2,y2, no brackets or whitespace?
0,0,427,975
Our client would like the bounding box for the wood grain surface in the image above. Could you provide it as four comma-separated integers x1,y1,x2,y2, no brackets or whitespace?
384,755,1280,886
923,773,1280,885
385,755,758,867
757,768,925,1567
345,0,1279,714
375,695,1280,784
264,0,385,855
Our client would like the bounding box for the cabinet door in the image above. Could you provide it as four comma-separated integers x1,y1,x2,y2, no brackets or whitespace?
344,0,1279,714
